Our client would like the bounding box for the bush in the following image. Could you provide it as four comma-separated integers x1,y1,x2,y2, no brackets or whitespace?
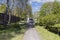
39,14,60,28
53,24,60,32
9,23,26,29
47,24,60,35
38,14,60,34
0,25,5,30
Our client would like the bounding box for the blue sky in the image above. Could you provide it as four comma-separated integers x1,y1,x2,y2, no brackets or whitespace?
29,0,54,13
0,0,5,3
0,0,60,13
31,2,43,13
29,0,60,13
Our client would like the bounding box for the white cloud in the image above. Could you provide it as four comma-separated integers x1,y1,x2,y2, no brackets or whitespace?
34,0,60,2
31,0,41,2
29,0,60,4
30,0,54,3
29,0,41,4
58,0,60,1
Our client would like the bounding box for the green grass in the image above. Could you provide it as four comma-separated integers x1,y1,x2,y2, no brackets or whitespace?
11,34,23,40
11,29,25,40
35,26,60,40
0,23,26,40
0,29,26,40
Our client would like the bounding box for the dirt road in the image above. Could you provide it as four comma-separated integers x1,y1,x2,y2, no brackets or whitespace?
23,28,42,40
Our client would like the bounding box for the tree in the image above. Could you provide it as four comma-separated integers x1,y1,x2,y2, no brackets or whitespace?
13,0,32,21
39,1,60,17
26,4,32,18
38,0,60,28
3,0,32,25
3,0,10,25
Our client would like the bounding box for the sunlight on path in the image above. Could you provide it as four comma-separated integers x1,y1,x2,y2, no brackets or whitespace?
23,28,42,40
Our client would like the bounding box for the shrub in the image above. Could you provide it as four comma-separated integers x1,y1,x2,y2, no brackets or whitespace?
39,14,60,28
0,25,5,30
47,24,60,34
53,24,60,31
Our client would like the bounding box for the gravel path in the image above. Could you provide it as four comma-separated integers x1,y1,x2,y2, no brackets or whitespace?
23,28,42,40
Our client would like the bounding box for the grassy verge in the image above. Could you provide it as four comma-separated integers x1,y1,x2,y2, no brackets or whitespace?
0,28,26,40
0,23,26,40
11,29,26,40
11,34,23,40
35,26,60,40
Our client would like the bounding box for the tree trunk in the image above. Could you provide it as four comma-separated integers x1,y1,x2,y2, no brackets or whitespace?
6,0,11,25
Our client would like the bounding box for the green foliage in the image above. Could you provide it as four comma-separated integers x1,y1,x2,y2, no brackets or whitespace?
12,3,32,21
39,14,60,29
20,11,27,19
53,24,60,28
9,23,26,30
39,1,60,27
0,25,5,30
26,4,32,17
0,4,6,13
10,23,21,29
47,24,60,34
38,1,60,34
53,24,60,32
39,1,60,17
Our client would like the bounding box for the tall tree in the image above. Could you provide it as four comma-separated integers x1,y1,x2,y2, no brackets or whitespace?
4,0,13,25
3,0,32,24
13,0,32,21
39,1,60,17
